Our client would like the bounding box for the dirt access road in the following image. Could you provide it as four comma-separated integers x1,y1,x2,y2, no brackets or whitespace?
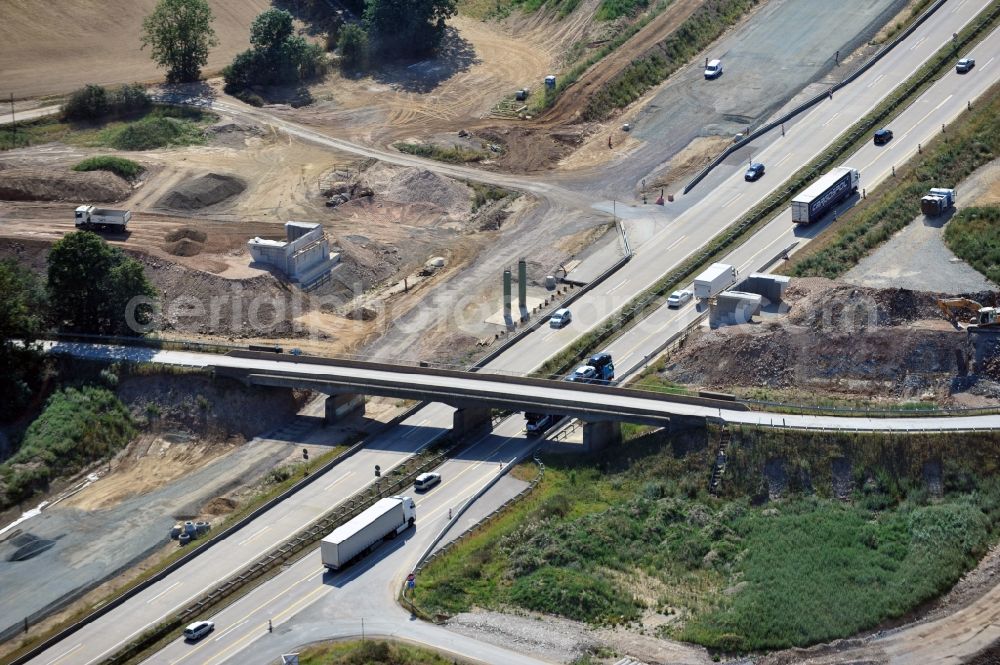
0,0,269,100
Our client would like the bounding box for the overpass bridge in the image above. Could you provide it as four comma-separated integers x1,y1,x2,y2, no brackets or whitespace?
47,342,1000,448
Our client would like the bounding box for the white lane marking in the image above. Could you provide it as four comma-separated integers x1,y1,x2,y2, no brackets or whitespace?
665,234,687,252
982,56,995,71
774,154,792,167
237,525,271,546
45,642,82,665
899,94,954,141
909,36,926,51
214,619,248,641
866,73,885,89
145,580,181,604
323,470,355,489
606,278,629,294
952,0,969,12
721,192,743,208
821,112,840,128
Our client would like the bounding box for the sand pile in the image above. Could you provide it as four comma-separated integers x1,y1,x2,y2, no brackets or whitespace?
360,163,472,219
163,226,207,256
0,168,130,202
157,173,246,210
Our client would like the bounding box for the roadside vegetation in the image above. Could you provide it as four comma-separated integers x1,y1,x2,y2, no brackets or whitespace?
469,181,514,210
943,206,1000,284
784,82,1000,279
0,386,135,509
61,83,152,123
72,156,145,181
416,428,1000,653
92,106,210,151
0,260,46,421
298,639,461,665
395,142,489,163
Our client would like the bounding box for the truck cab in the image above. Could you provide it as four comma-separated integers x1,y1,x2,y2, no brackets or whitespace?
588,352,614,383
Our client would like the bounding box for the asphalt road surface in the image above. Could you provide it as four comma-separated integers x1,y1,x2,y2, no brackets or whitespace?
23,2,1000,663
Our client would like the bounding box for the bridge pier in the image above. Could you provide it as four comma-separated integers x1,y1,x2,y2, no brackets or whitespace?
582,420,621,452
324,393,365,424
670,415,708,433
453,407,491,438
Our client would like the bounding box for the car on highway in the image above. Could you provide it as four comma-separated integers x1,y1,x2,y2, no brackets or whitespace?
566,365,597,383
873,128,893,145
183,620,214,642
414,472,441,492
525,413,557,436
745,162,765,181
956,57,975,73
704,59,723,79
549,308,572,328
667,289,693,307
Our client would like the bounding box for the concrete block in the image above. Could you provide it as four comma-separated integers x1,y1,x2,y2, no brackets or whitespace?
453,407,491,437
582,420,621,452
325,393,364,424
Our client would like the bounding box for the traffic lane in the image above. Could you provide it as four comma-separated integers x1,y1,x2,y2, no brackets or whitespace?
27,392,450,665
148,422,535,665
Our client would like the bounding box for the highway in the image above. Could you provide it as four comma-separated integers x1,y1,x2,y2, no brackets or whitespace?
22,1,1000,663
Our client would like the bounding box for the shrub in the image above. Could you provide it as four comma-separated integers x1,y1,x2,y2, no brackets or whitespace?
62,85,110,122
73,156,145,180
337,24,369,72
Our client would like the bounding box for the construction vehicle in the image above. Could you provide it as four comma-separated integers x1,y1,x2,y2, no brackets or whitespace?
937,298,1000,329
921,188,956,216
74,205,131,231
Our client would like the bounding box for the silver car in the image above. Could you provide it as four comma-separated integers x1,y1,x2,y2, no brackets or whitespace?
667,289,693,308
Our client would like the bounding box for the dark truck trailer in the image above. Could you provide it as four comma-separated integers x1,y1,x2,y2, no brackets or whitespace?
791,167,859,224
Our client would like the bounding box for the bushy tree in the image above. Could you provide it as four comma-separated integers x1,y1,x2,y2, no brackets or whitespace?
0,260,46,421
112,83,153,116
337,24,369,72
61,85,110,121
140,0,219,83
364,0,457,58
223,9,328,93
47,232,157,336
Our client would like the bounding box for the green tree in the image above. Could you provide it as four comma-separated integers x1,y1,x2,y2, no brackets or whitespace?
223,9,328,93
337,24,369,72
364,0,457,59
47,232,157,336
0,260,46,421
61,84,110,121
140,0,219,83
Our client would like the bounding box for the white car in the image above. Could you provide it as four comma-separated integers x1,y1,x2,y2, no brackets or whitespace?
549,308,572,328
704,59,723,79
184,620,214,641
667,289,693,308
414,472,441,492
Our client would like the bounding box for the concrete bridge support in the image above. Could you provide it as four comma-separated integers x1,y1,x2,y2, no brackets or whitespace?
325,393,365,424
669,415,708,433
583,420,621,452
453,407,492,438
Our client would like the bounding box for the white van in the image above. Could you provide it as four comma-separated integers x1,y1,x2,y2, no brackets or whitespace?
704,59,723,79
184,620,214,641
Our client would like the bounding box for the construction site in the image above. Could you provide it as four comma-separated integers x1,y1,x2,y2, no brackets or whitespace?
2,0,1000,663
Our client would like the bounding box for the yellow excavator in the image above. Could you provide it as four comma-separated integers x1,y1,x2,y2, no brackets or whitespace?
938,298,1000,329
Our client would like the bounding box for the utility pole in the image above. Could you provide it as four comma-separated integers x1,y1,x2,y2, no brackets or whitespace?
9,94,15,147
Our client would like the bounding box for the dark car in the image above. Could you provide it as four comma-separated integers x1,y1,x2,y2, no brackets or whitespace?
745,162,765,182
873,128,893,145
956,58,975,73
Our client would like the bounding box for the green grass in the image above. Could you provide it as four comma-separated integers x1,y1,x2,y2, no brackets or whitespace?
583,0,759,120
944,205,1000,284
417,429,1000,652
298,639,462,665
0,386,134,509
72,156,144,180
468,181,513,211
0,117,75,151
395,142,489,163
596,0,649,20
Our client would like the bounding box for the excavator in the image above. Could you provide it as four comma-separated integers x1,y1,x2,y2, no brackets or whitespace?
938,298,1000,329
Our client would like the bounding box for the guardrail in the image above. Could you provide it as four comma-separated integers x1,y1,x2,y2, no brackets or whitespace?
682,0,949,193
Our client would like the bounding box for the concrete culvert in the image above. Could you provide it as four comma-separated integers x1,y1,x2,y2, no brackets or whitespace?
195,521,209,535
170,524,183,539
178,532,191,545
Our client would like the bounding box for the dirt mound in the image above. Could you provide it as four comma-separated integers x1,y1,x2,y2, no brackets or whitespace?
201,496,238,516
360,163,472,219
157,173,246,210
164,237,203,257
0,168,130,202
164,226,208,243
661,279,976,401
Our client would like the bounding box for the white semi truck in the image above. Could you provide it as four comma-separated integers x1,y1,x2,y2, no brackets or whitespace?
694,263,738,300
74,205,131,231
320,496,416,571
790,167,859,224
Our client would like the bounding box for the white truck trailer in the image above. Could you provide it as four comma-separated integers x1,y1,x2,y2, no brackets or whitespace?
790,167,859,224
694,263,738,300
74,205,131,231
320,496,416,571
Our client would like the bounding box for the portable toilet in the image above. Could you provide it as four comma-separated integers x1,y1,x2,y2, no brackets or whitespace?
544,75,556,89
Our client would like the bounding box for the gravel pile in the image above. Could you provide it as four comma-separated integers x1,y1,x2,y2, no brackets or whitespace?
360,162,472,219
0,167,131,202
157,172,246,210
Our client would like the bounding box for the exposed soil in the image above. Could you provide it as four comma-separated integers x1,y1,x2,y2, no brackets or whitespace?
661,278,999,404
0,0,271,99
0,168,131,202
155,173,247,211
